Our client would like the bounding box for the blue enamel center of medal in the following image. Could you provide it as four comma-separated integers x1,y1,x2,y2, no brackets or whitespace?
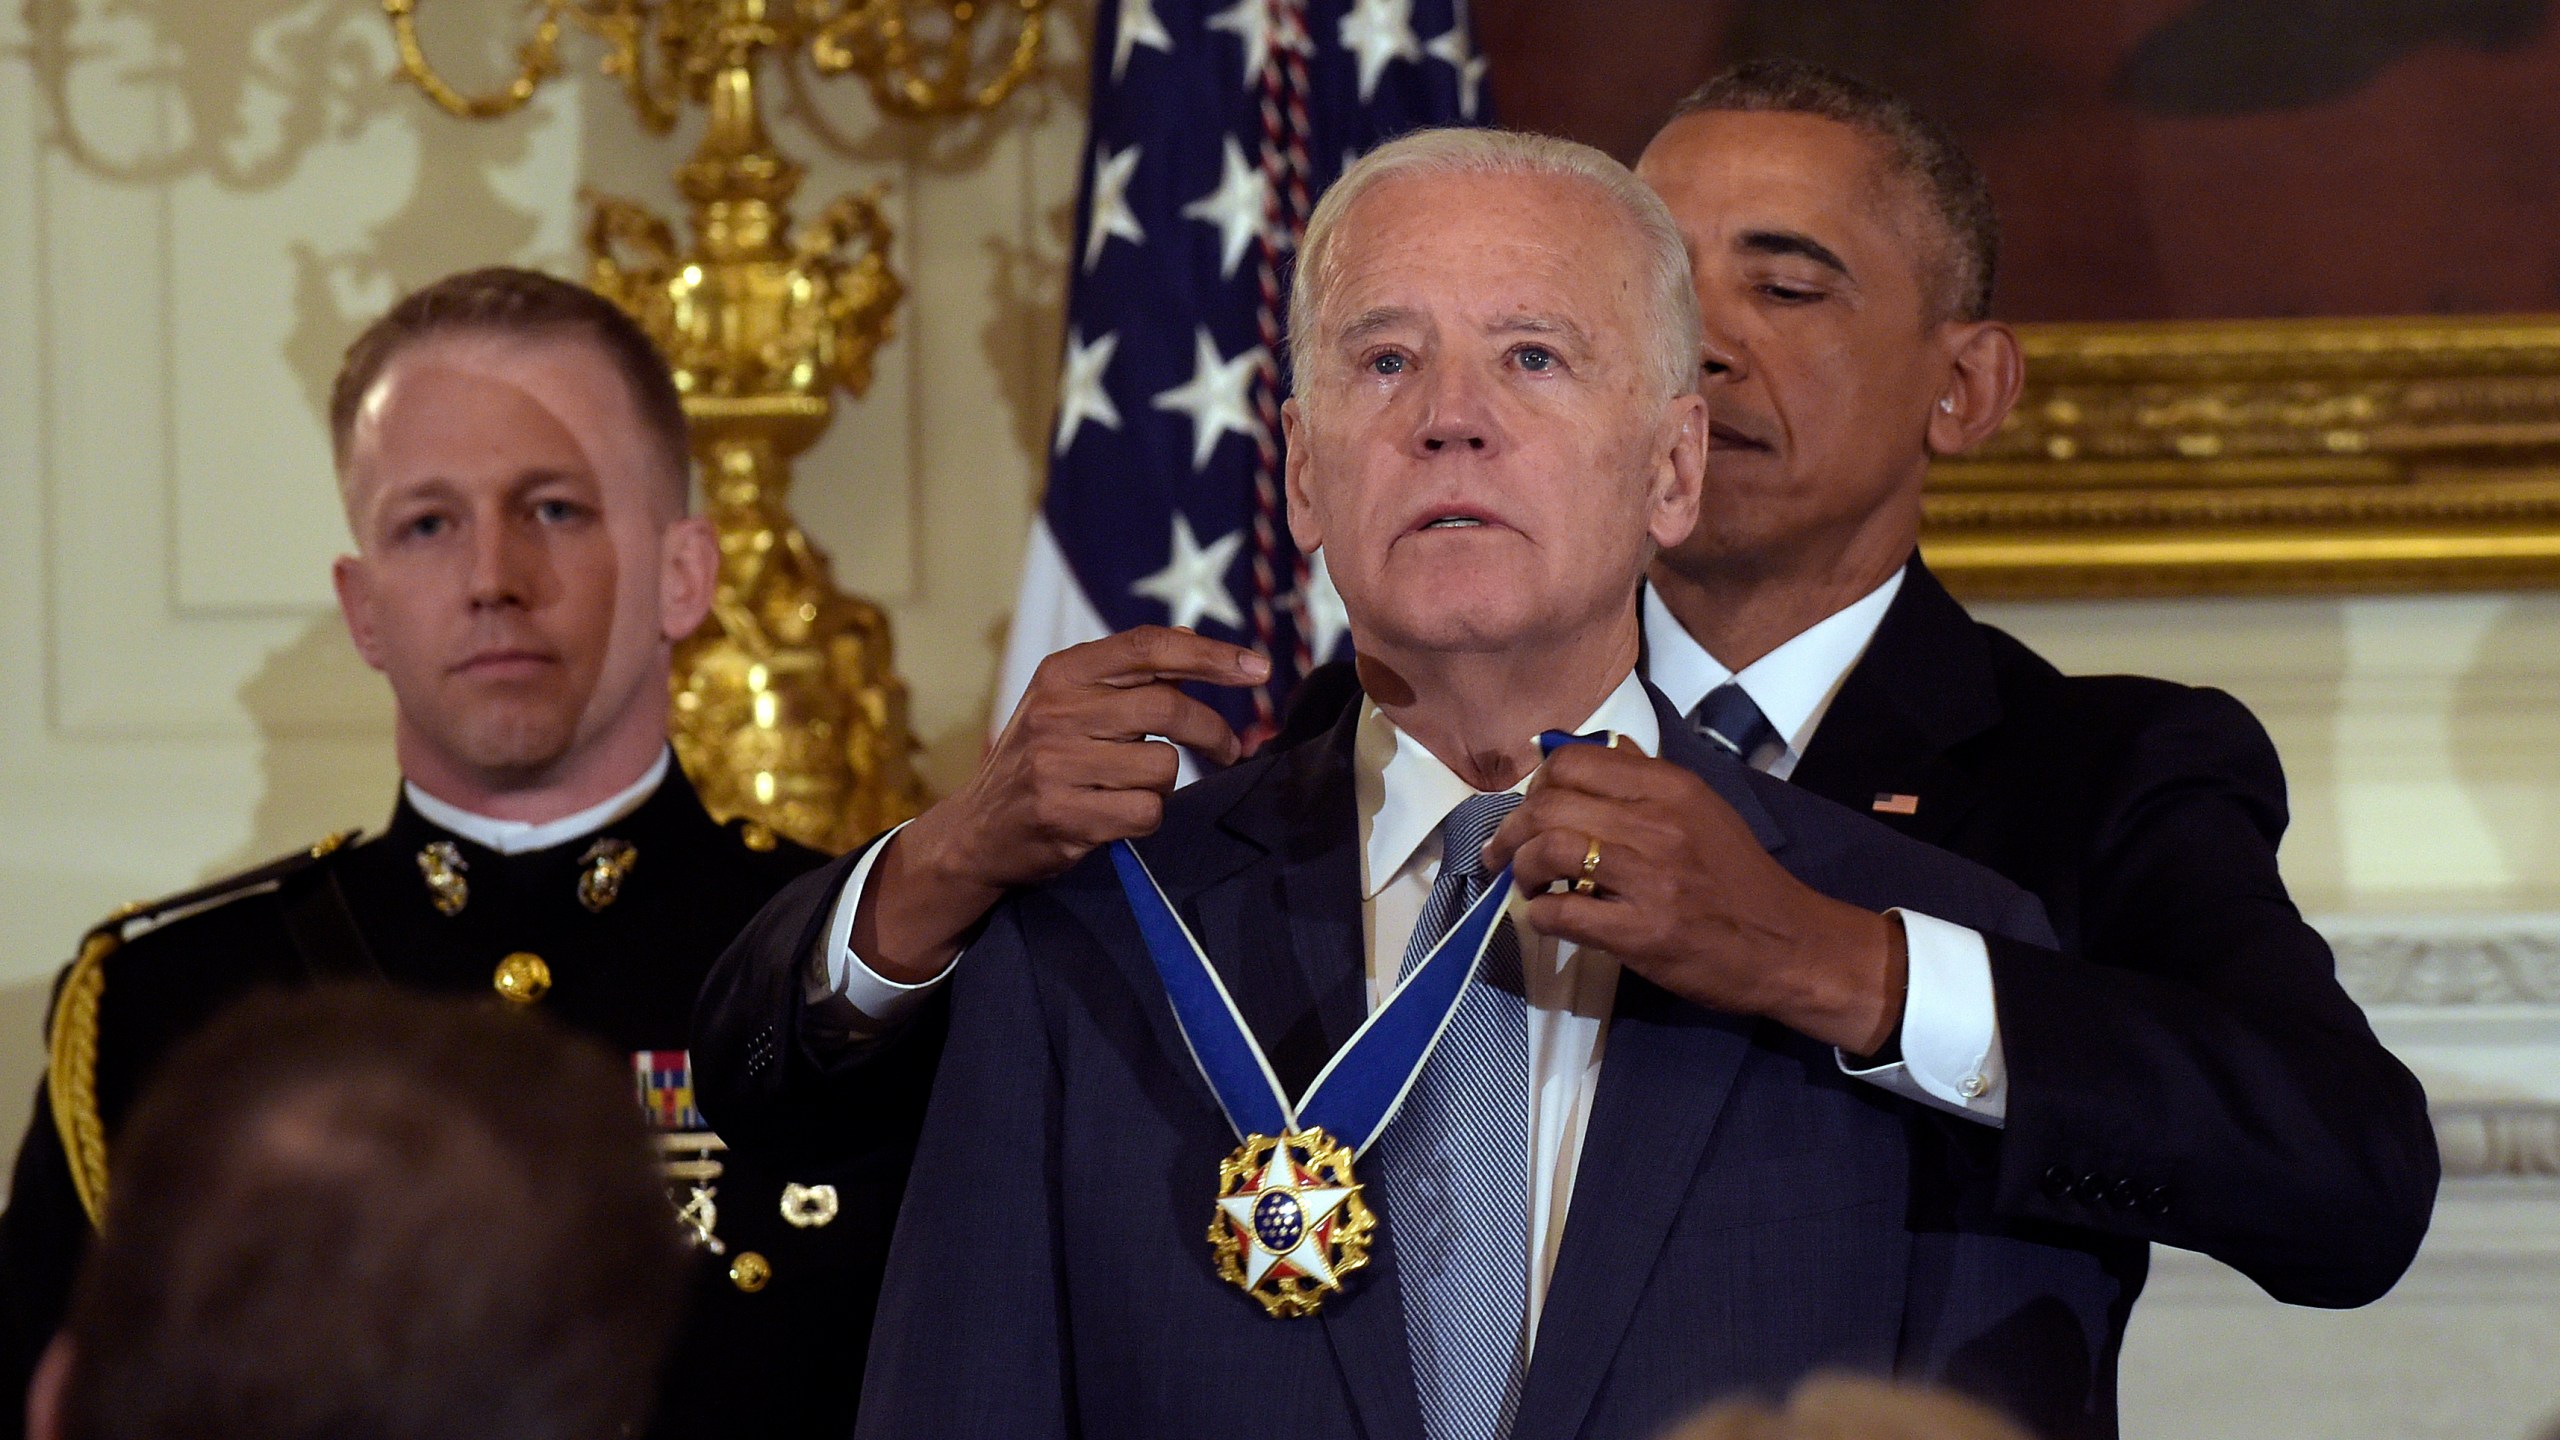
1253,1190,1305,1251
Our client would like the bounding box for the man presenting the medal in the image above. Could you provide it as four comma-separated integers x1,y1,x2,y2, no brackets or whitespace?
697,127,2170,1440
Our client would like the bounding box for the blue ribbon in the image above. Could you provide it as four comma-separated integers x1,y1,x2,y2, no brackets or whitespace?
1110,841,1516,1156
1110,729,1616,1155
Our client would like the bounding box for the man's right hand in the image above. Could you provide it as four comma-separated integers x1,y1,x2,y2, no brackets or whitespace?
851,627,1270,982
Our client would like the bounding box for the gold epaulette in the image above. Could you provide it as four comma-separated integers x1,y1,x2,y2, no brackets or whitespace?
45,829,361,1229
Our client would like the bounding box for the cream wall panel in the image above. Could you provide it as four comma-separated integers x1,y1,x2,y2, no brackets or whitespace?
2123,1184,2560,1440
168,86,586,612
31,8,585,739
1976,594,2560,916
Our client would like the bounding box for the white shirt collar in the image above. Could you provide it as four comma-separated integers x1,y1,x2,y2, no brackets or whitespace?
1355,669,1662,901
404,749,672,857
1641,568,1904,763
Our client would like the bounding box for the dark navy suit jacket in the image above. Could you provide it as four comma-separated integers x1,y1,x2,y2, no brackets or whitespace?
811,685,2137,1440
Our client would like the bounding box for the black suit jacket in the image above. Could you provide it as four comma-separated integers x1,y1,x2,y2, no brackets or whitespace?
704,684,2172,1440
1771,557,2437,1310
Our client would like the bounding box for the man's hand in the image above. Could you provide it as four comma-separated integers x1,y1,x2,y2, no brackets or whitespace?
1480,743,1907,1056
852,627,1270,982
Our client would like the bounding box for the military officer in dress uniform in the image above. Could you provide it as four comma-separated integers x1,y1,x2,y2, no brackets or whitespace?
0,267,935,1440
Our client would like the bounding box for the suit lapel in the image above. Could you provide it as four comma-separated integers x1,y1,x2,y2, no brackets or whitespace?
1788,556,2001,847
1145,708,1429,1440
1514,980,1759,1440
1511,694,1780,1440
1177,704,1369,1097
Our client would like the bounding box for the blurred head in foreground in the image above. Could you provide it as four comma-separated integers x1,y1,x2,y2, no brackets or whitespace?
1663,1373,2037,1440
29,986,686,1440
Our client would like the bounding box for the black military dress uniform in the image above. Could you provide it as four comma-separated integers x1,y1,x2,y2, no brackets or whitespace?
0,766,934,1439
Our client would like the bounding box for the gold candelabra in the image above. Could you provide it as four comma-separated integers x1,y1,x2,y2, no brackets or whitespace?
383,0,1049,849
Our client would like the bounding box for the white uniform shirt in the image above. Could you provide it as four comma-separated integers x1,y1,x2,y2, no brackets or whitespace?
405,749,670,855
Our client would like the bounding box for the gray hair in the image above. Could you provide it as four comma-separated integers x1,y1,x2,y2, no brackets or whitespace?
1287,128,1702,401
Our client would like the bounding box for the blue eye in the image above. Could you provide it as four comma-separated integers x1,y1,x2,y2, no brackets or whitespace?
1516,345,1554,372
1369,352,1406,375
406,514,447,539
534,499,583,523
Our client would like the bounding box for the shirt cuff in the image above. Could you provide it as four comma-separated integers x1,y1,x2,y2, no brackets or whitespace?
1837,909,2006,1126
802,820,958,1035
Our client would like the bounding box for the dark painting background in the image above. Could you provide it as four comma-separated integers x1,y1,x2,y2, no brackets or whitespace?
1472,0,2560,322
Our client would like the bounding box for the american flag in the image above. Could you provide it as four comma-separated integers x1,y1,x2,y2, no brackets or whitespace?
994,0,1490,749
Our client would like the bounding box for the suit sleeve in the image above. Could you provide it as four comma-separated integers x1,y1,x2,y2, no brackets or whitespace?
853,899,1074,1440
692,832,946,1171
1988,687,2438,1308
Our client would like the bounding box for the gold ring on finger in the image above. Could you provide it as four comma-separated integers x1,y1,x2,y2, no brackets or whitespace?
1574,836,1603,896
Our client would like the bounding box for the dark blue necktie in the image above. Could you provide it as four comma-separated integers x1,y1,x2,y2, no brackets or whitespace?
1690,682,1781,770
1376,790,1529,1440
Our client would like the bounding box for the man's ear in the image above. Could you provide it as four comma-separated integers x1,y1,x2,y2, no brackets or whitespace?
1281,398,1324,554
1926,319,2024,457
27,1334,72,1440
331,555,387,673
659,516,719,644
1647,391,1707,549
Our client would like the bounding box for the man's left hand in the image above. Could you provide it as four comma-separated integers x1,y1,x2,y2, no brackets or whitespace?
1481,742,1906,1056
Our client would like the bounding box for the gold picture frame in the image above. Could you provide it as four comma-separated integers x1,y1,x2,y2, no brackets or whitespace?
1921,315,2560,599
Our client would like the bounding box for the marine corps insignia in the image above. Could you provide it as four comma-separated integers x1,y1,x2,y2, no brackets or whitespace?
416,841,468,916
779,1182,839,1229
1209,1129,1375,1318
576,838,637,912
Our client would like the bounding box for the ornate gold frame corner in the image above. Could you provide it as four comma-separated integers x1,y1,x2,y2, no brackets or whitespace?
1921,314,2560,599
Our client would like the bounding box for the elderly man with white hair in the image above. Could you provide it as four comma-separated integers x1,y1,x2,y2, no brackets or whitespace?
701,128,2081,1440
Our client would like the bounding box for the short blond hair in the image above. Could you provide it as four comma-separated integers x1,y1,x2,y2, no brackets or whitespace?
1287,127,1702,400
330,267,692,513
1662,1375,2037,1440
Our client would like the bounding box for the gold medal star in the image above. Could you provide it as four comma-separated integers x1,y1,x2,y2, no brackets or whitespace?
1217,1137,1355,1289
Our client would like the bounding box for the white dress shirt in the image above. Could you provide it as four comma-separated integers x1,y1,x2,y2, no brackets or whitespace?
808,818,938,1032
1643,574,2007,1123
405,748,670,855
1356,671,1657,1342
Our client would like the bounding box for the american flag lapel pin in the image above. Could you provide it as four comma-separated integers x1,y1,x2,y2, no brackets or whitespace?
1872,793,1921,816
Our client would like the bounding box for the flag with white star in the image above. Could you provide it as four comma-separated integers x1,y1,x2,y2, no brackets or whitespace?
995,0,1489,751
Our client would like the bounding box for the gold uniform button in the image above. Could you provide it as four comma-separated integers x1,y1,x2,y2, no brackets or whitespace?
739,821,778,853
492,952,552,1005
729,1251,771,1292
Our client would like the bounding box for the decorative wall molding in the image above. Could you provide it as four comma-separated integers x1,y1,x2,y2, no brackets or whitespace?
2322,916,2560,1006
2433,1103,2560,1178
